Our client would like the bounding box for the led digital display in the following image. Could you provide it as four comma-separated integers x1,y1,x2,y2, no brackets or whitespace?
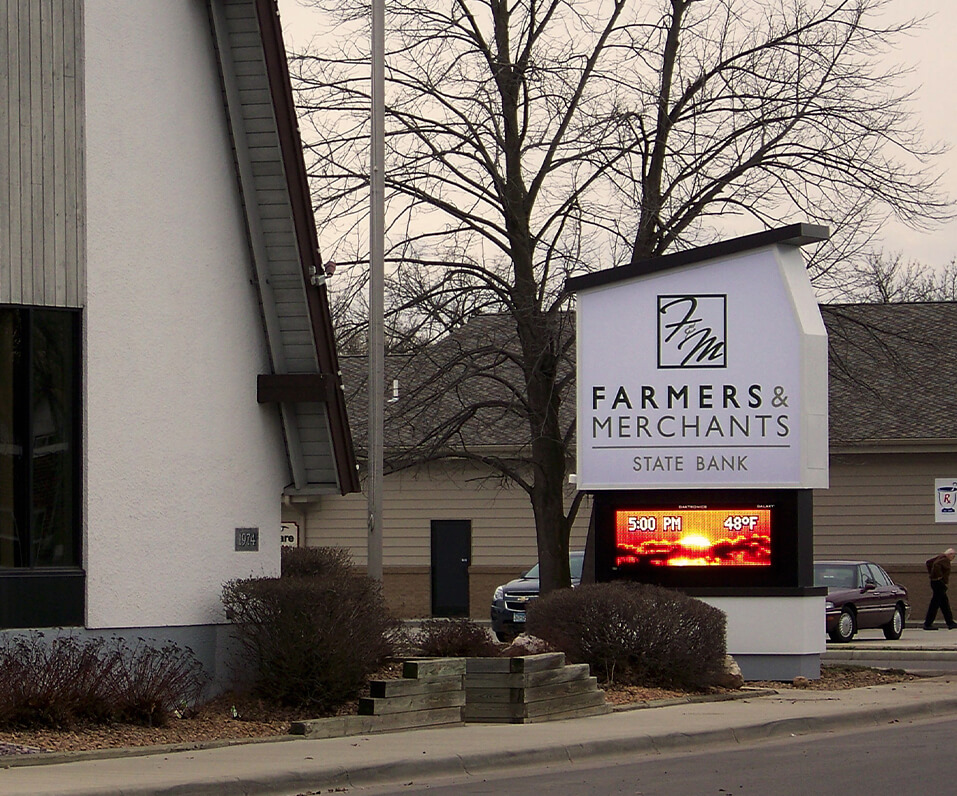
613,507,772,567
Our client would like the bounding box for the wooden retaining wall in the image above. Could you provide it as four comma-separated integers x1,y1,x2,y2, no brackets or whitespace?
464,652,611,723
291,653,610,738
290,657,466,739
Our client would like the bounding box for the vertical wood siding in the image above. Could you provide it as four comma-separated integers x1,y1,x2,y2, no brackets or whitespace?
1,0,85,307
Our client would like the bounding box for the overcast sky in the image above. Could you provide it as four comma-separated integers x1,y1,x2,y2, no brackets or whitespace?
276,0,957,269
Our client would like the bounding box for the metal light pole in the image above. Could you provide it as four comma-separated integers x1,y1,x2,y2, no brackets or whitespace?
367,0,385,581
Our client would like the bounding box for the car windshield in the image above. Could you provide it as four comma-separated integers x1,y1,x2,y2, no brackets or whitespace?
523,553,585,580
814,564,858,589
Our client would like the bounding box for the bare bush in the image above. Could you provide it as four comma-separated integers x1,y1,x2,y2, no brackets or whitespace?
110,639,209,727
281,545,354,579
527,582,726,690
223,555,403,712
415,618,500,658
0,633,207,729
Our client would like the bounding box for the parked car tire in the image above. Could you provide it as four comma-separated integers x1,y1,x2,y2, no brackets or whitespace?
830,607,857,643
882,603,906,640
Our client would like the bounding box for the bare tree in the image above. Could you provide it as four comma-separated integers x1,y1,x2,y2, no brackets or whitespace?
836,251,957,303
292,0,950,594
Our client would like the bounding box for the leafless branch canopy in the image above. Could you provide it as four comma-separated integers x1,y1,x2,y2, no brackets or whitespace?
292,0,952,592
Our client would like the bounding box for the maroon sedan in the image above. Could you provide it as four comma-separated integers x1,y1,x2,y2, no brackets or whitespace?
814,560,910,643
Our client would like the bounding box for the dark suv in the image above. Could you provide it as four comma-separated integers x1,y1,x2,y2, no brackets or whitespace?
490,551,585,641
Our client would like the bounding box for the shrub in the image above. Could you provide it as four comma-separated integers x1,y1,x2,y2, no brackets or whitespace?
281,545,354,579
526,581,727,690
223,551,402,712
110,639,209,726
0,633,208,729
0,634,108,728
416,618,500,658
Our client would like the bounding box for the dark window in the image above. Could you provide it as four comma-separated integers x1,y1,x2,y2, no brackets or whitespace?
865,563,892,587
0,307,81,570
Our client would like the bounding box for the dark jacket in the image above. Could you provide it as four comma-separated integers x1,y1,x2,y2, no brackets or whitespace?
929,555,952,585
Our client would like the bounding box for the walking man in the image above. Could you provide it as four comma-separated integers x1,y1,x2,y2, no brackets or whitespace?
924,548,957,630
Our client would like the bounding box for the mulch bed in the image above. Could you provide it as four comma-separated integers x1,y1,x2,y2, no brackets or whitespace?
0,664,924,756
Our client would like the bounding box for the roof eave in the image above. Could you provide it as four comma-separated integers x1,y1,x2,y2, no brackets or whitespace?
565,223,829,294
255,0,360,495
830,438,957,455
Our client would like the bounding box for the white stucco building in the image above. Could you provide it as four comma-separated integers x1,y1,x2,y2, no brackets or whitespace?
1,0,358,683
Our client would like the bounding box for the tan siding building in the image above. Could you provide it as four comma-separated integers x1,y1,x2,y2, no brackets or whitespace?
294,304,957,623
816,450,957,617
285,461,591,618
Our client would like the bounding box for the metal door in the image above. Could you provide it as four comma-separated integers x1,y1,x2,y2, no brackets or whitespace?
431,520,471,616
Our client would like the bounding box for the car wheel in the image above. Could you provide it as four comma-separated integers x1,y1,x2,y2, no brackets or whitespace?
494,631,514,643
829,607,856,643
882,604,905,640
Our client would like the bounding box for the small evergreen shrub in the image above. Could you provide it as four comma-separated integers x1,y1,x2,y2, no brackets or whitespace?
416,618,500,658
526,581,727,690
224,549,403,712
0,633,207,729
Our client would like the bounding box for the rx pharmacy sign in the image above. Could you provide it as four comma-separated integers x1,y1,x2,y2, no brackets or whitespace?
936,480,957,522
567,226,830,491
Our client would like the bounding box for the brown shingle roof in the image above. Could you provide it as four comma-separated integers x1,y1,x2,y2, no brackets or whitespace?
824,302,957,445
341,303,957,459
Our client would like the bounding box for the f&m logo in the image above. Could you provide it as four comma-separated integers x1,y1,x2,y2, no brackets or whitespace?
657,295,727,368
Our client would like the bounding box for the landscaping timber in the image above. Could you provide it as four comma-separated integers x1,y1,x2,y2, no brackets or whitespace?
292,654,609,736
464,653,610,723
290,707,464,740
291,658,465,739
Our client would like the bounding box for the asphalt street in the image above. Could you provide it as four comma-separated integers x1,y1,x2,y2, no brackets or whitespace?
347,713,957,796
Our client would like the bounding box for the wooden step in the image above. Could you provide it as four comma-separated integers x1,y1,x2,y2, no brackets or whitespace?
359,688,466,715
465,663,590,690
466,676,600,705
292,705,465,738
463,689,608,722
466,652,566,674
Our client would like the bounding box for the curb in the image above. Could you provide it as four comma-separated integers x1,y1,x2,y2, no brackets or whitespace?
253,694,957,796
610,687,778,712
824,649,957,661
28,693,957,796
0,734,303,770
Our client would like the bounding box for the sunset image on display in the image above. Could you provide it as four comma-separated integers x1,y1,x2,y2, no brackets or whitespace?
614,508,772,567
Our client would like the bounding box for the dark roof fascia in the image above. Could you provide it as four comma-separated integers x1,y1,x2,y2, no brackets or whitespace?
830,439,957,455
255,0,360,494
565,223,830,294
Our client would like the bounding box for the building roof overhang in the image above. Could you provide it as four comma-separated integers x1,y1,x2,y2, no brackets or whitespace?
565,223,829,294
208,0,359,495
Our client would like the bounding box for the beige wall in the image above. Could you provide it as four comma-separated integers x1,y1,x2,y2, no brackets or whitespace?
814,450,957,619
814,451,957,563
286,450,957,620
282,460,591,618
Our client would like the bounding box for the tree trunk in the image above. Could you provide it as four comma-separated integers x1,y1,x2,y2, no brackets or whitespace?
531,438,572,596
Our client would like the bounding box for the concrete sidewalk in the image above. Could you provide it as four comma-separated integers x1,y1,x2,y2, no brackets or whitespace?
3,674,957,796
823,627,957,672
